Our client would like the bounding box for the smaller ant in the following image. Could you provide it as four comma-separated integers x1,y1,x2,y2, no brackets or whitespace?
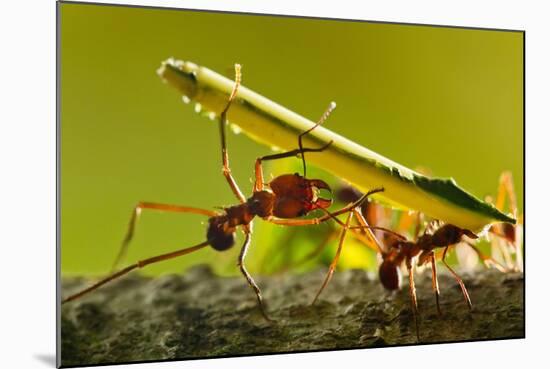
62,64,383,322
327,182,517,341
370,222,482,340
486,171,523,272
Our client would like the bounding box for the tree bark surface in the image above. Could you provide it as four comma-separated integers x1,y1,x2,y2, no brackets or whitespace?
61,266,524,367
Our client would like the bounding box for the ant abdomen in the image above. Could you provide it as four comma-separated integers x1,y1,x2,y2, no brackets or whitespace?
207,217,236,251
379,260,402,290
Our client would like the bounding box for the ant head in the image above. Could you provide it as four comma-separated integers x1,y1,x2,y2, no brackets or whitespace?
268,173,332,218
379,257,402,290
429,224,479,247
490,222,516,243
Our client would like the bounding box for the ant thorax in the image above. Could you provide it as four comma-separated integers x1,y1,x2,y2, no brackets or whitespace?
245,190,274,218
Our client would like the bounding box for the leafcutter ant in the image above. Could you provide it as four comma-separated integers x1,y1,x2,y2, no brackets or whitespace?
486,171,523,272
369,220,511,340
275,182,514,340
61,64,383,322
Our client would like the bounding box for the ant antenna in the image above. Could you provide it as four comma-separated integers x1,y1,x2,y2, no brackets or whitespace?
299,102,336,178
226,64,241,106
349,224,408,241
219,64,242,158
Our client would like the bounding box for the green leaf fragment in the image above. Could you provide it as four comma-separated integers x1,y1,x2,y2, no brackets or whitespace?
157,58,515,232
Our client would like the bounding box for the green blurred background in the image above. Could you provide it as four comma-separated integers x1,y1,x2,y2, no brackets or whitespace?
60,3,523,276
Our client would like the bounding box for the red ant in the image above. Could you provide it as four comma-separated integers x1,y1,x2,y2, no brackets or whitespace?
61,64,383,322
279,182,514,340
368,222,486,340
337,185,514,340
486,171,523,272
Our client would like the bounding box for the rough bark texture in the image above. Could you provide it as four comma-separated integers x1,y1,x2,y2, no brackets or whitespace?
60,266,524,367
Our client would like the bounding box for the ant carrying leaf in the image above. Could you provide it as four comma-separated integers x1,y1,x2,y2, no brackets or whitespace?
62,64,383,322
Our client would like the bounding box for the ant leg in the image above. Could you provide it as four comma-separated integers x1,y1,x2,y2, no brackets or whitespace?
495,171,517,213
261,221,357,275
492,171,522,271
254,102,336,191
351,208,387,253
406,258,420,341
441,246,473,310
254,144,332,192
429,252,442,315
496,171,522,273
298,102,336,178
489,225,514,270
413,212,424,240
464,241,508,273
311,211,353,305
62,241,209,304
307,206,387,256
237,225,274,322
219,64,246,203
111,202,218,273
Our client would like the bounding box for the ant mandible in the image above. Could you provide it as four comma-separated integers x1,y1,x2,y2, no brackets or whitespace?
62,64,383,322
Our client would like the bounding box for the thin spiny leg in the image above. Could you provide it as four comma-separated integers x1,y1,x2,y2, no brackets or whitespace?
254,144,331,192
219,64,246,203
63,241,209,304
429,252,442,315
406,258,420,341
268,210,385,256
325,206,392,254
332,208,393,254
495,171,522,272
311,211,353,305
464,241,508,273
298,102,336,178
414,212,424,240
267,188,384,227
260,212,374,275
353,209,384,254
493,236,515,270
111,202,218,273
254,101,336,191
442,246,473,310
237,225,273,322
495,171,517,213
